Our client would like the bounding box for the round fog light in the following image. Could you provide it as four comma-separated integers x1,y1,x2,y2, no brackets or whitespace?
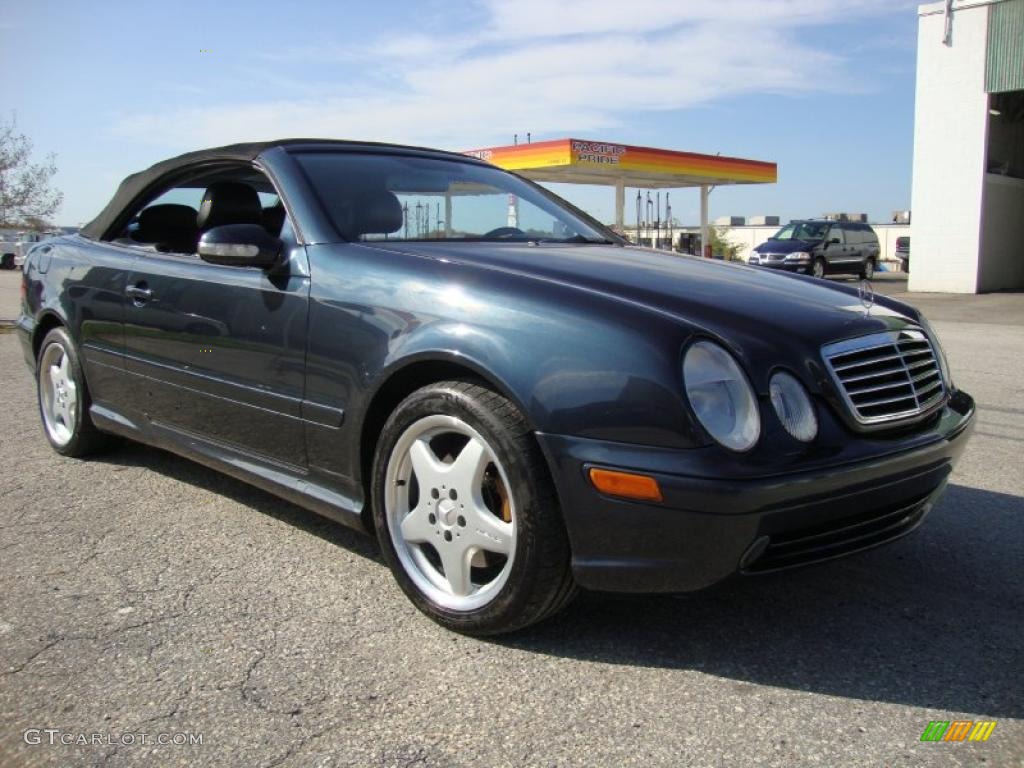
769,371,817,442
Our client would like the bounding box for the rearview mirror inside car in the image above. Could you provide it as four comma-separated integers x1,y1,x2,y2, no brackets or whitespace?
198,224,283,269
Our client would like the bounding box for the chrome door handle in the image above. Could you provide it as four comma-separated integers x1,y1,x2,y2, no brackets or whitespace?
126,283,153,304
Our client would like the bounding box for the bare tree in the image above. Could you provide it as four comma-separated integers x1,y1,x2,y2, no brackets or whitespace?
0,117,63,229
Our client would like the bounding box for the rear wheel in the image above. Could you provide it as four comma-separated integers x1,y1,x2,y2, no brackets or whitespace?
811,257,826,279
372,380,576,635
36,327,110,457
1,254,14,270
860,258,875,280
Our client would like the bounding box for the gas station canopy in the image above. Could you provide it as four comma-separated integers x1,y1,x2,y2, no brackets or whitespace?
463,137,777,244
464,138,776,188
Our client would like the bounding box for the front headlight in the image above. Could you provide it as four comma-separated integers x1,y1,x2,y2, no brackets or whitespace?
683,341,760,452
785,251,811,262
769,371,818,442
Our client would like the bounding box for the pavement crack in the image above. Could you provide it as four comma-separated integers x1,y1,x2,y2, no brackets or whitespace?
3,635,63,675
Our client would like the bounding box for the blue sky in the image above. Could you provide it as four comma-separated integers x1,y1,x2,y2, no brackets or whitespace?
1,0,921,227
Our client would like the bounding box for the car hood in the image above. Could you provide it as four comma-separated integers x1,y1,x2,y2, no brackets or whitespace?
753,238,821,254
359,241,919,360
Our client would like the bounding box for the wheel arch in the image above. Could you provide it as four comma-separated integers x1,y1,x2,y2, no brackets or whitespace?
357,352,543,531
32,311,67,362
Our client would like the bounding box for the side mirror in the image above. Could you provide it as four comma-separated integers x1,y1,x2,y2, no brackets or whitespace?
827,237,841,245
198,224,282,269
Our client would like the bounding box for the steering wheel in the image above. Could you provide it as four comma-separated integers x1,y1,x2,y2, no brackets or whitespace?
482,226,525,239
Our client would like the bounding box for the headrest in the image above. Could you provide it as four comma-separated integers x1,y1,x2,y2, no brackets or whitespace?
262,201,287,237
343,189,403,239
197,182,262,231
135,204,199,253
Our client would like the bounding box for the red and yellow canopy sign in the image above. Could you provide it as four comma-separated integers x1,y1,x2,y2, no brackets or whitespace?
464,138,776,187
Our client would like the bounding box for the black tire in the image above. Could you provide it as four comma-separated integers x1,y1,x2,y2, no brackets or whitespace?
859,258,875,280
811,257,827,279
371,379,576,635
1,254,14,270
36,327,111,457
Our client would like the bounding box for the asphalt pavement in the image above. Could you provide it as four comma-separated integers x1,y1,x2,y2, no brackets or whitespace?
0,268,1021,767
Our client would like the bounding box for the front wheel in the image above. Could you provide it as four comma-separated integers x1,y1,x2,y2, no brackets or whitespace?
36,327,110,457
1,254,14,270
860,258,875,280
372,380,576,635
811,257,826,279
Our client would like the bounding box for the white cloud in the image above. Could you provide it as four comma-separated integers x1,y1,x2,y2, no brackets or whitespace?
482,0,913,38
112,0,913,153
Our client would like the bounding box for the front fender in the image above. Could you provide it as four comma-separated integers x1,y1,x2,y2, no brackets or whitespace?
360,269,703,450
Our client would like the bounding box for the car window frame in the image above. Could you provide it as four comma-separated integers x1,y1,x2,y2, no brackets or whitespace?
101,160,303,257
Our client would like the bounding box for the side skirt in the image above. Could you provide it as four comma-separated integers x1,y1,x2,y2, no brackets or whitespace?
89,403,368,533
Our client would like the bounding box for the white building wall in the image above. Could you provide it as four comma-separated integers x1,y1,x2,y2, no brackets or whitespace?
909,1,993,292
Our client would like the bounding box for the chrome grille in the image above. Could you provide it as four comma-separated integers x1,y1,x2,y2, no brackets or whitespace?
822,328,945,427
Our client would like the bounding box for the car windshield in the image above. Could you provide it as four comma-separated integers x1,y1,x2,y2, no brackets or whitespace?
294,152,614,244
769,222,829,241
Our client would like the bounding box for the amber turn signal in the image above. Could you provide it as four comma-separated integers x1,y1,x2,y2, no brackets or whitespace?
588,468,663,502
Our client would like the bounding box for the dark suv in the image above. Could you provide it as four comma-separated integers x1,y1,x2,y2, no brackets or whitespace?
749,220,881,279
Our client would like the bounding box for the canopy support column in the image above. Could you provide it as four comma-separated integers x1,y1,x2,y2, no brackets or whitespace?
614,180,625,231
699,185,710,257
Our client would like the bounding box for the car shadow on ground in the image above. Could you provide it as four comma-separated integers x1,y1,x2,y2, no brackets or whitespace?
500,483,1024,719
91,441,382,564
92,443,1023,718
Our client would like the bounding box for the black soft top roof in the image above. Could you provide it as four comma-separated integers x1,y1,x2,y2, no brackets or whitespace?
80,138,484,240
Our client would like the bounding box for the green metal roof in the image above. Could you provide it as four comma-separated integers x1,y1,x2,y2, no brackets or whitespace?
986,0,1024,93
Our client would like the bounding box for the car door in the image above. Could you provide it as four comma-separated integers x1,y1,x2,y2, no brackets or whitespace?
122,186,310,469
51,236,134,412
823,224,848,267
845,224,866,265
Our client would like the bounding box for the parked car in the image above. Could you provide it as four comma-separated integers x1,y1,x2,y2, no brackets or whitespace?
2,231,54,270
17,140,975,634
895,236,910,272
748,219,881,279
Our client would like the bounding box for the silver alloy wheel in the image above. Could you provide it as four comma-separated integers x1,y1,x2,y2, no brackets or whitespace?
812,259,825,279
384,414,517,611
864,259,874,279
39,341,78,447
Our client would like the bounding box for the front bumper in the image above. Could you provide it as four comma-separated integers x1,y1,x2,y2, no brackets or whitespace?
750,259,808,273
537,390,975,592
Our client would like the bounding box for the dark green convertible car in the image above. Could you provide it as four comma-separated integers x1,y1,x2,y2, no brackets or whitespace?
17,139,974,634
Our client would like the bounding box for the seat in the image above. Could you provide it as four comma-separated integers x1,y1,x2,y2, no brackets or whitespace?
197,182,263,233
262,201,287,237
134,204,199,253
